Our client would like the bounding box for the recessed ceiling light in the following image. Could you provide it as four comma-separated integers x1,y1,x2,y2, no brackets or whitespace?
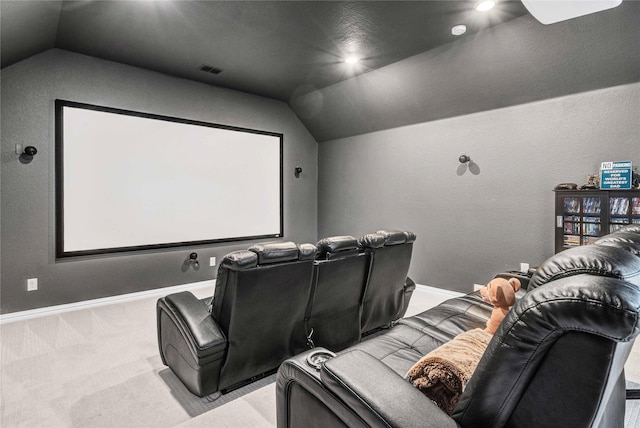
475,0,497,12
345,56,359,64
451,24,467,36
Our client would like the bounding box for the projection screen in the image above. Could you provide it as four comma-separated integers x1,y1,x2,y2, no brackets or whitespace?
55,100,283,258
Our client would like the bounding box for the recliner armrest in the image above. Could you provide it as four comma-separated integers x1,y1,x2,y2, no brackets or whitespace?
404,276,416,292
164,291,226,357
396,276,417,319
320,350,459,428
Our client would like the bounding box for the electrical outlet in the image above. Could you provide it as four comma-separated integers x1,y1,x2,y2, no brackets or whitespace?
209,257,216,267
27,278,38,291
520,262,530,273
473,283,484,291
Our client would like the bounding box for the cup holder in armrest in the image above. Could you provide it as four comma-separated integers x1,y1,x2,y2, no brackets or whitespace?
306,349,337,370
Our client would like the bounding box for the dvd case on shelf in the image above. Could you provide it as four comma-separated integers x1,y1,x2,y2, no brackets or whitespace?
564,223,580,234
610,197,630,215
610,218,630,224
563,197,580,213
582,223,601,236
582,197,601,214
564,235,580,247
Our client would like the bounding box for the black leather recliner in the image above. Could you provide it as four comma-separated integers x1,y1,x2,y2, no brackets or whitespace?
277,224,640,428
359,230,417,335
157,241,317,396
304,235,370,352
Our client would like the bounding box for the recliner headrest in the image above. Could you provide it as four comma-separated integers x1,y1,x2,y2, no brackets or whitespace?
376,230,417,246
220,250,258,271
403,231,417,244
248,241,300,265
618,224,640,234
529,245,640,289
357,232,385,250
298,243,318,261
595,232,640,256
317,236,359,259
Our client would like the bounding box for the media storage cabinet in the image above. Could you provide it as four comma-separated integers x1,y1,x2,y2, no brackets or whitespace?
554,189,640,253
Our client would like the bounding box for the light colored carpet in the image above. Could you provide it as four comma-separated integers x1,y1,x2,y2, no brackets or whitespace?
0,292,277,428
1,286,639,427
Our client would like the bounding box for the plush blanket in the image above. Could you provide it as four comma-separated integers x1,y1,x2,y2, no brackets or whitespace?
406,328,492,415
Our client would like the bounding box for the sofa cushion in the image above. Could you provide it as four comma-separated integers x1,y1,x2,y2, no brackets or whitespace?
347,324,446,377
399,293,490,337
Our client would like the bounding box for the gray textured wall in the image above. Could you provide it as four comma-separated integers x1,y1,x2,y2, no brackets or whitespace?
318,82,640,293
1,49,318,314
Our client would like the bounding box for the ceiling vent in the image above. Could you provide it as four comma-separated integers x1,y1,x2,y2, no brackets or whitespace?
199,64,222,75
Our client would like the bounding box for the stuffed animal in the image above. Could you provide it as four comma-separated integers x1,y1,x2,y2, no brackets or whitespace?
479,277,521,334
406,277,522,413
580,174,600,190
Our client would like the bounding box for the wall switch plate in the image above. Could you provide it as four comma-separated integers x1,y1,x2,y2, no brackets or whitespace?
520,262,530,273
27,278,38,291
209,257,216,267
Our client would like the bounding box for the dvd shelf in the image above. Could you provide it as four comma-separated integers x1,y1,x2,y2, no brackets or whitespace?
609,192,640,232
555,189,640,253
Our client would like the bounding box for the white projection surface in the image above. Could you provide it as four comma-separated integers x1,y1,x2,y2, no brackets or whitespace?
57,101,282,256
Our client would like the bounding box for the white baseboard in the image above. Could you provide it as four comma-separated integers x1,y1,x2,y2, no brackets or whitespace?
0,280,215,325
414,284,465,298
1,281,462,325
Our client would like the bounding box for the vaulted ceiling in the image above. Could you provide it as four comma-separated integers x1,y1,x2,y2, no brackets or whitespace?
2,1,639,142
1,1,528,100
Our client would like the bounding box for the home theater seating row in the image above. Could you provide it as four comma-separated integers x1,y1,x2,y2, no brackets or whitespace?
276,224,640,428
156,230,416,397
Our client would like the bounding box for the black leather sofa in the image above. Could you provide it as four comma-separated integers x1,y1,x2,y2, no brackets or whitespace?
157,241,317,396
276,224,640,428
306,230,417,351
157,230,416,397
359,230,417,335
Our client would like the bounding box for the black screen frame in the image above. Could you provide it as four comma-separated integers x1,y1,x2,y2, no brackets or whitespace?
55,99,284,259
